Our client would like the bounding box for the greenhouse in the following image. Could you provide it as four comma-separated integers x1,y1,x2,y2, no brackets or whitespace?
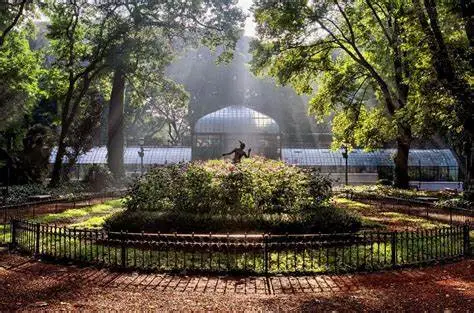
192,105,281,160
49,147,191,179
281,148,459,182
50,146,459,183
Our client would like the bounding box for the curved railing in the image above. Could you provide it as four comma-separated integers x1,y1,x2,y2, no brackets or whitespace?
0,190,127,246
10,219,471,275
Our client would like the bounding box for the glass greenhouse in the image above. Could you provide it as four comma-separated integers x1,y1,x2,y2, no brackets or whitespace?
192,105,281,160
282,148,459,181
50,146,459,182
49,147,191,178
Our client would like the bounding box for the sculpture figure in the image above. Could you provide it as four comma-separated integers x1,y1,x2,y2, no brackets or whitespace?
222,141,251,163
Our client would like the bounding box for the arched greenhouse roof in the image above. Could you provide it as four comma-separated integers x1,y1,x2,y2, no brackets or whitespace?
194,105,280,134
281,149,458,167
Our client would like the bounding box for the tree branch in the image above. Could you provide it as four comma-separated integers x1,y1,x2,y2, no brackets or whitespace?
365,0,393,45
0,0,28,47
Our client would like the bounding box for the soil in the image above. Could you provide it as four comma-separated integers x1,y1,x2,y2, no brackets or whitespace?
0,250,472,312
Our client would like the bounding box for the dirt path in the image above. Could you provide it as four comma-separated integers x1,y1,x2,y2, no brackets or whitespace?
0,251,472,312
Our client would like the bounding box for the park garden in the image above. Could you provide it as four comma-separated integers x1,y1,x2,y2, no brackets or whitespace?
0,0,472,279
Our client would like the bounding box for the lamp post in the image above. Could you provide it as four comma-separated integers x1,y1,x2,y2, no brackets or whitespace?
138,137,145,175
341,145,349,186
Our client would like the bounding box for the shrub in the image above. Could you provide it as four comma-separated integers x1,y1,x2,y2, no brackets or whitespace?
83,164,114,191
125,157,332,215
105,204,361,234
3,184,48,204
106,157,359,234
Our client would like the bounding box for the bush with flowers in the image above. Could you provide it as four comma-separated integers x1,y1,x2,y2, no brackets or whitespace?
106,156,361,233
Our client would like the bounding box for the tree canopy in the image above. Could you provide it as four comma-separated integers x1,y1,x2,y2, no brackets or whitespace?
250,0,472,188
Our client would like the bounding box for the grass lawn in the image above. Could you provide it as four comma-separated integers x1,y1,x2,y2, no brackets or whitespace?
333,197,449,231
31,198,125,229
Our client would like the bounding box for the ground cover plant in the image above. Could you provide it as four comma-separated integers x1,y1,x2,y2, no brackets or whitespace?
336,185,458,201
106,157,361,234
1,178,125,206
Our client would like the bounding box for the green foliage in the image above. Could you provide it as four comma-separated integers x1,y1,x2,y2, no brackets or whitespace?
250,0,472,188
337,185,453,201
3,184,48,204
0,29,42,131
83,165,114,191
21,124,54,183
1,182,95,205
107,157,356,234
126,156,332,215
126,77,191,145
105,204,361,234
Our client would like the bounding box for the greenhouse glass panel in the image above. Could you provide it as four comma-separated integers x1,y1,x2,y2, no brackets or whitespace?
50,147,191,165
194,105,280,134
193,106,281,160
281,149,458,168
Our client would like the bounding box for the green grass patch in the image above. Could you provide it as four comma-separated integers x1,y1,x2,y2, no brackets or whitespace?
380,212,448,229
333,197,448,231
0,224,11,244
32,198,125,228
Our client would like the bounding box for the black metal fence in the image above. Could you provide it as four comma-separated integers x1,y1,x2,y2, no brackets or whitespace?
10,219,471,275
0,190,126,246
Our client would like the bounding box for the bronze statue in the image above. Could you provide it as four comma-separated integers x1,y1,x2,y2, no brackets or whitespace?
222,141,251,163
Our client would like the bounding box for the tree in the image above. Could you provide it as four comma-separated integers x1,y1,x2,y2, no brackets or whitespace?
127,77,190,145
411,0,473,196
63,88,107,178
0,9,42,184
45,0,130,185
103,0,245,178
250,0,431,188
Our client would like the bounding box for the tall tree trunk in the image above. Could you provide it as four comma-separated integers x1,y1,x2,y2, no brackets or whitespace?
393,127,412,189
107,68,125,179
50,129,68,187
462,140,474,199
391,13,412,190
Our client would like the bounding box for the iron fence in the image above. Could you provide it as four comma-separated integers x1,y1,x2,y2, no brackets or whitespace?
10,219,471,275
0,190,126,246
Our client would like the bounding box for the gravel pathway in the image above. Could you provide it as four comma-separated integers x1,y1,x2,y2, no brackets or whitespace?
0,251,472,312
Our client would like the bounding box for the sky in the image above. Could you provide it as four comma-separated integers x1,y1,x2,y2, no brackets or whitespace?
238,0,256,37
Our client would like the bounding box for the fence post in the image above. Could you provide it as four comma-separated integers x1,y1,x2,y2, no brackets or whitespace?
120,230,126,269
463,224,471,257
263,234,269,276
34,223,40,258
9,219,17,250
391,231,397,268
